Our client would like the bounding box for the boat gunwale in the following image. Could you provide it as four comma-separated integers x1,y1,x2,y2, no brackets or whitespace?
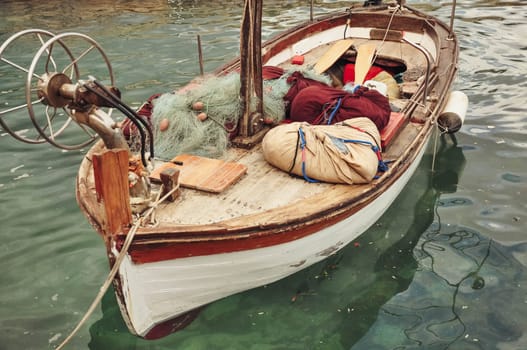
217,4,445,74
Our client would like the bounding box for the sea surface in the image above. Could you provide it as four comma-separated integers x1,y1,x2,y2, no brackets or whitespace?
0,1,526,349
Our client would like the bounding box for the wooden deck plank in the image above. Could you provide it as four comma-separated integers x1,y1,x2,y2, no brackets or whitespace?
149,155,247,193
153,146,332,225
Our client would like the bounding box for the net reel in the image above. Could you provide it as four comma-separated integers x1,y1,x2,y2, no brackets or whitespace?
0,29,151,160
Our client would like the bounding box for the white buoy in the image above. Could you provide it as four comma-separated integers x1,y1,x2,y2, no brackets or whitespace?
437,91,468,133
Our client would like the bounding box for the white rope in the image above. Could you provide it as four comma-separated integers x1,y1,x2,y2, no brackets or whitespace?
55,184,178,349
372,4,400,63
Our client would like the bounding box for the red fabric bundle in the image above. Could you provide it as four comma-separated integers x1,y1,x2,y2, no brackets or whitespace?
283,71,331,115
342,63,384,84
289,84,391,130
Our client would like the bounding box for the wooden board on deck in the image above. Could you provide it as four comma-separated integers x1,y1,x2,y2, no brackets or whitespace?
354,43,377,85
150,154,247,193
314,39,354,74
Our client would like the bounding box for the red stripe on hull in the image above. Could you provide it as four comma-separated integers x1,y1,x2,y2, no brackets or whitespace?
122,204,361,264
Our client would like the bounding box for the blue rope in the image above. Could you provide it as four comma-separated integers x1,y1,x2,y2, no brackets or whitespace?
298,127,320,183
326,98,342,125
336,137,389,173
297,128,389,183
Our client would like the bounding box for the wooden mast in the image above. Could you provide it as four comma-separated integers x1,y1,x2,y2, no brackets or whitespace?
238,0,263,140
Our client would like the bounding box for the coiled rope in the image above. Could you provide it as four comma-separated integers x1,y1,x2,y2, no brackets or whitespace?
56,184,178,350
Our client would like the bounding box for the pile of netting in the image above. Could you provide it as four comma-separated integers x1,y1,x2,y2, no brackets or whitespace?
149,67,331,160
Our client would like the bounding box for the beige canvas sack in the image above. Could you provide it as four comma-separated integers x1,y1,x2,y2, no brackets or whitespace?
262,117,382,184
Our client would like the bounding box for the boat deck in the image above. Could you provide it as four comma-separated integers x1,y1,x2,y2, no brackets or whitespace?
139,38,429,226
150,116,423,226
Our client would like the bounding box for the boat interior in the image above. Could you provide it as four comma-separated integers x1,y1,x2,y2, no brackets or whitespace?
77,6,456,232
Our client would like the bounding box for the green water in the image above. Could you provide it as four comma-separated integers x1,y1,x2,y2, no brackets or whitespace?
1,1,526,349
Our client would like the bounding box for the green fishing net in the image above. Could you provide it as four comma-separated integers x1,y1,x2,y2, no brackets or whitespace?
150,68,331,160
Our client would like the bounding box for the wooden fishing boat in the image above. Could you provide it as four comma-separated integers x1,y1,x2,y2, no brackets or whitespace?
0,0,467,342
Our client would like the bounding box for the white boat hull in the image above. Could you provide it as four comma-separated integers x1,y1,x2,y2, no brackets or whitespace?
118,140,428,337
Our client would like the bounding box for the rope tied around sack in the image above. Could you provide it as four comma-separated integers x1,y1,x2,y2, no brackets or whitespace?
298,127,320,183
341,124,389,174
293,123,389,183
335,136,389,174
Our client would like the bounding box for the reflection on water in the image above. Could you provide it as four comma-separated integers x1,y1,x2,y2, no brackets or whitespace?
1,0,526,349
354,223,527,349
353,138,527,349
